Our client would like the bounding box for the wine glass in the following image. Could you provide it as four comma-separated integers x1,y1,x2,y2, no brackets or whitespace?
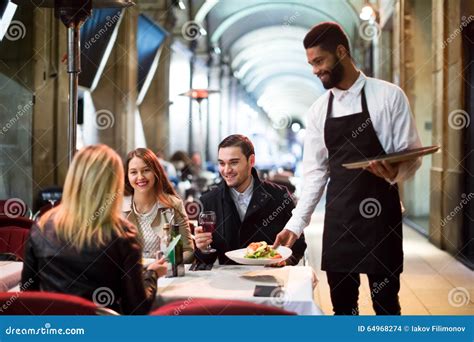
198,211,216,254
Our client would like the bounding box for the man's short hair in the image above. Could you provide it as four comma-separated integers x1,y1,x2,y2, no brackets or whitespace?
303,21,351,57
218,134,255,159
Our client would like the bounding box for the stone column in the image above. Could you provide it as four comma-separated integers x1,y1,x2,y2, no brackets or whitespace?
138,39,172,155
430,0,465,253
33,10,70,195
0,7,69,208
91,7,139,157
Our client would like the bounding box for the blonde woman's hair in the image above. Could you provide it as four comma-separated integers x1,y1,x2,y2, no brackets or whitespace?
39,144,125,250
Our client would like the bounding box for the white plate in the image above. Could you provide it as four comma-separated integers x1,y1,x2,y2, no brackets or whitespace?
225,246,292,265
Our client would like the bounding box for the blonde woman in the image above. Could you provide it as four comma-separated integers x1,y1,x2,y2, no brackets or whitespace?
123,148,194,263
21,145,167,315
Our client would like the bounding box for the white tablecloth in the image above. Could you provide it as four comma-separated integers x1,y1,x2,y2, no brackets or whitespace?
155,265,323,315
0,261,22,291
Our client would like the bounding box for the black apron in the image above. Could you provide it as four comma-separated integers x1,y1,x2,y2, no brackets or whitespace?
322,87,403,274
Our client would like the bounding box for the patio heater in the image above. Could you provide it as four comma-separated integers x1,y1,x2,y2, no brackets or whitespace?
179,89,219,162
13,0,135,164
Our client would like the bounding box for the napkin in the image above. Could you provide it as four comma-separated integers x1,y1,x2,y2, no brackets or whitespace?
241,268,290,286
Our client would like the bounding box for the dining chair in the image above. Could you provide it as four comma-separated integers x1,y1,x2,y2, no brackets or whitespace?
0,291,119,315
0,227,29,260
151,298,296,315
0,216,34,229
0,199,32,219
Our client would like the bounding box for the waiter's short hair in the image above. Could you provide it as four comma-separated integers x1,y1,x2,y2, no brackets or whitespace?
303,21,351,57
218,134,255,159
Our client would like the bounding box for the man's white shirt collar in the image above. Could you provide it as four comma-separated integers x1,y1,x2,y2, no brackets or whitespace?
330,71,366,101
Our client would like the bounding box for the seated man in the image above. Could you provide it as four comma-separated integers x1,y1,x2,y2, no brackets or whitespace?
194,134,306,265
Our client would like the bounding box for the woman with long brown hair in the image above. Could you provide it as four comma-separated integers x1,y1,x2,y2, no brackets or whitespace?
123,148,194,262
21,144,167,314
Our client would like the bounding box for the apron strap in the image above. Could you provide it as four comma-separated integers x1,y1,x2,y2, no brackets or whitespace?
326,86,367,118
361,87,368,113
326,91,334,119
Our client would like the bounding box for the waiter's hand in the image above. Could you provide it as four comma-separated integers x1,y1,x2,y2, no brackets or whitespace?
365,160,399,182
273,229,298,248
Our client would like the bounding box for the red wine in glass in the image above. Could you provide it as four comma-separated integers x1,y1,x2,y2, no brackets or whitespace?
201,222,216,233
199,211,216,254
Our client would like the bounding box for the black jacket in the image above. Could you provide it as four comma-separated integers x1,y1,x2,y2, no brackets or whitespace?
21,218,157,315
195,168,306,265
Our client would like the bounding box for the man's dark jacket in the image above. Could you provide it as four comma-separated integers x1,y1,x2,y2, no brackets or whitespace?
195,168,306,265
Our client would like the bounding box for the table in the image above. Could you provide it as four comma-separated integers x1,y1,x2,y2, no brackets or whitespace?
155,265,323,315
0,261,22,291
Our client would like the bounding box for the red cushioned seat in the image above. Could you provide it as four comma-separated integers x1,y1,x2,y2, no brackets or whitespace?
151,298,296,315
0,291,110,315
0,227,29,260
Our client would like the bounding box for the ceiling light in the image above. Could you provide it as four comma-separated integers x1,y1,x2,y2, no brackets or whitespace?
360,5,375,21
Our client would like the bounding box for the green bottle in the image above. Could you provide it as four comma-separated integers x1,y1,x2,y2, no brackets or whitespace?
170,224,185,277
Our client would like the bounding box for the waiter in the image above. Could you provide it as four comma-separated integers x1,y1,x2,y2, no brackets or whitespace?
274,22,422,315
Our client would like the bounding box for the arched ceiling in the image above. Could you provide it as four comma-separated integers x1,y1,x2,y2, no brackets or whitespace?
194,0,361,124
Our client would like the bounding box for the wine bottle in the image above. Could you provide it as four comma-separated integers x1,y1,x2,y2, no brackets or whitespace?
170,223,185,277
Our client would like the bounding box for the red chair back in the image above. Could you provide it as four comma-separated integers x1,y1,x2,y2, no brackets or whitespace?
0,199,31,218
0,227,29,259
0,216,34,229
0,291,101,315
151,298,296,315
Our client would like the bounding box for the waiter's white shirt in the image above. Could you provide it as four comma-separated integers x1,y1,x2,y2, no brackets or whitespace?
285,72,422,237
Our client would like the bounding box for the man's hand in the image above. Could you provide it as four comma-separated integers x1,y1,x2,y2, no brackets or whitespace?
365,160,399,182
273,229,298,249
194,226,213,252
